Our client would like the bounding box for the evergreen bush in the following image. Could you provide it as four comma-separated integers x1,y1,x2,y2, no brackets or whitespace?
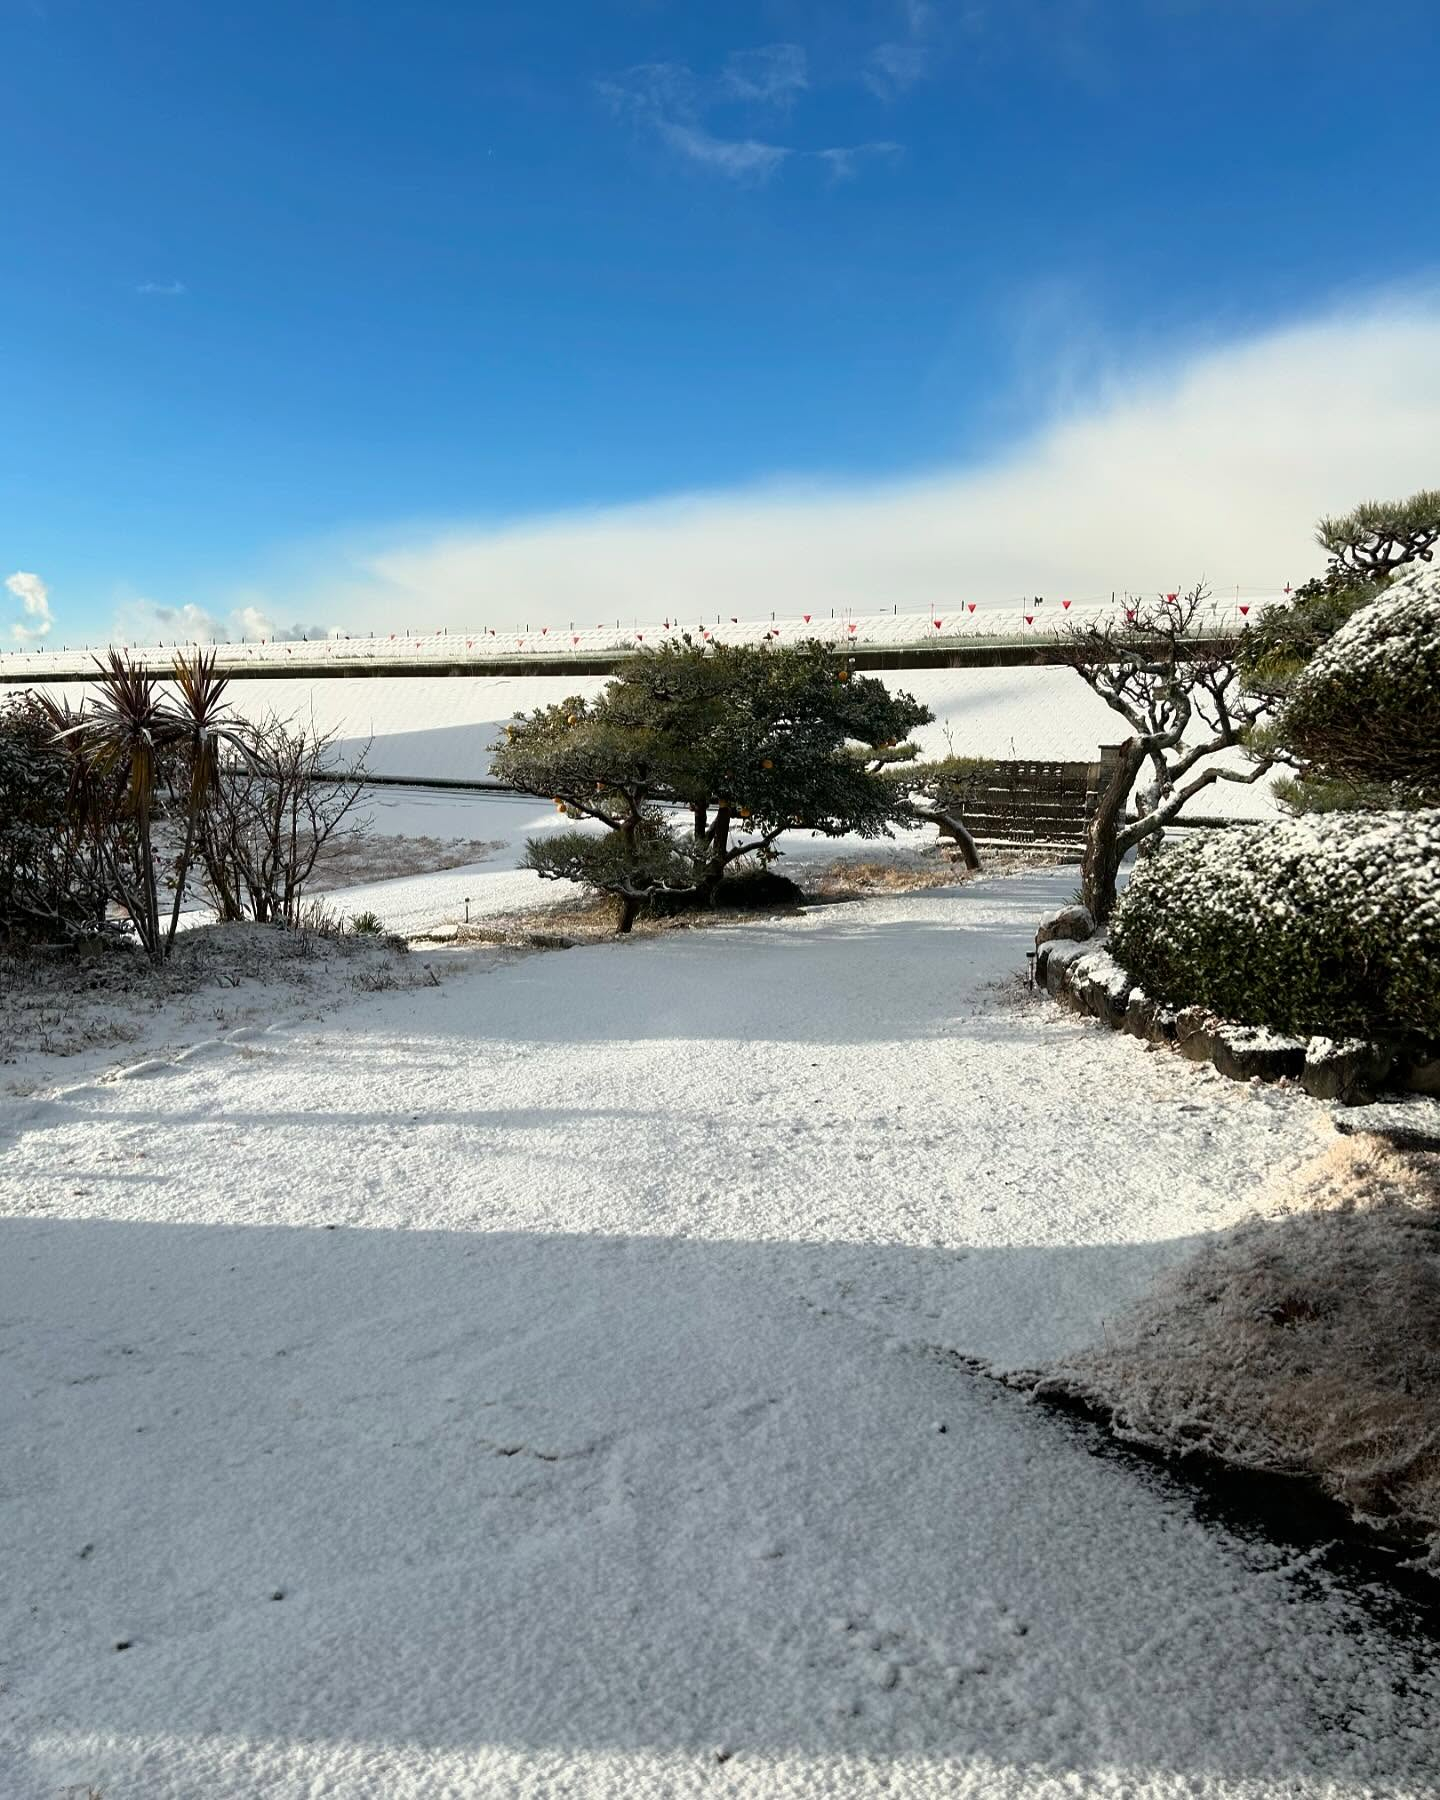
1109,811,1440,1038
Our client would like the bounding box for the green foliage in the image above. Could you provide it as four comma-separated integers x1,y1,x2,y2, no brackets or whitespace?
1275,564,1440,803
1270,773,1420,816
1316,488,1440,580
899,754,993,812
1239,572,1381,698
1109,811,1440,1038
494,638,930,928
350,910,384,936
0,692,107,942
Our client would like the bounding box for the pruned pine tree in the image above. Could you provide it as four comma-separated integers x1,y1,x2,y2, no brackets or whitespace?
1061,587,1273,922
492,638,931,933
898,754,992,871
1315,488,1440,581
1272,564,1440,807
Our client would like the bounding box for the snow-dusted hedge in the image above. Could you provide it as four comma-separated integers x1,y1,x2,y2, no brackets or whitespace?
1279,563,1440,794
1109,811,1440,1038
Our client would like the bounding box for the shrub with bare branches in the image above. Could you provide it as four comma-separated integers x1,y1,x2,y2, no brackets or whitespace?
1060,586,1273,921
198,717,371,925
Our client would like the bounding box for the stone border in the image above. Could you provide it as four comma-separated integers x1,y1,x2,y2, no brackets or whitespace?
1034,922,1440,1106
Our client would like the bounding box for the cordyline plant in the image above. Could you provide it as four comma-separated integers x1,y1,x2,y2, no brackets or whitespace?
1060,586,1273,923
492,637,931,932
47,649,253,960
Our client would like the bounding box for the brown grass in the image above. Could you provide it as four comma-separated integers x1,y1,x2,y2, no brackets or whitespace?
1039,1134,1440,1568
309,832,505,891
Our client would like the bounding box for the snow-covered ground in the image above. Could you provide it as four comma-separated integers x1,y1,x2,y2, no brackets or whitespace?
335,785,970,937
24,661,1287,821
2,869,1435,1799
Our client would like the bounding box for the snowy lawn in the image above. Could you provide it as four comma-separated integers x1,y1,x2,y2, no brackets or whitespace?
2,870,1436,1798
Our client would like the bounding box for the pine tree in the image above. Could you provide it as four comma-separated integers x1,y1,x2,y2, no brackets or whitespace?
492,638,931,932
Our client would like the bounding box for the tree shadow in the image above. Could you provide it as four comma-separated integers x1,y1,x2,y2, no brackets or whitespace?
3,1212,1435,1797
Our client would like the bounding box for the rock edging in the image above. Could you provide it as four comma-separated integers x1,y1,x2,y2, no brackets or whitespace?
1033,908,1437,1105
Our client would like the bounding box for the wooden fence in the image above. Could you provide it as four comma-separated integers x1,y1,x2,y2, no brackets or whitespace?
952,756,1110,849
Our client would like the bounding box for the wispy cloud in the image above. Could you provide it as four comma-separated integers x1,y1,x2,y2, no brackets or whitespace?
721,43,808,105
270,297,1440,632
864,41,931,97
864,0,944,99
599,57,792,182
815,140,903,180
656,120,790,181
5,570,55,644
136,279,187,297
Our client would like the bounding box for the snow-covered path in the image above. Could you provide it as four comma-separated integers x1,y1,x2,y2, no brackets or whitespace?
2,873,1435,1798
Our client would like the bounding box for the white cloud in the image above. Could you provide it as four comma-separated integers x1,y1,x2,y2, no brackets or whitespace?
864,41,931,97
281,297,1440,635
136,280,187,297
5,570,55,644
815,140,903,180
117,599,334,644
721,44,808,104
656,119,790,181
600,60,792,181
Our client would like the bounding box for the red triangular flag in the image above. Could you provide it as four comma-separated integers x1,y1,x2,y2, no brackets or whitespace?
1024,614,1034,625
933,618,943,629
803,613,811,622
967,603,976,613
1062,599,1071,610
1125,610,1135,622
1239,605,1250,616
572,634,579,644
847,622,857,633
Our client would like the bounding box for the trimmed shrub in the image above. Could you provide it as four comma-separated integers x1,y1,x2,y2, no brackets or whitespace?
1109,811,1440,1039
1278,563,1440,799
639,868,804,918
0,692,107,943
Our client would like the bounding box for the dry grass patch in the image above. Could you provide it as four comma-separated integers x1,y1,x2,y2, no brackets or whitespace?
1037,1133,1440,1570
309,832,505,892
808,844,1060,900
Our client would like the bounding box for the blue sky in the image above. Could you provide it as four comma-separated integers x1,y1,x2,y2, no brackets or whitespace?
3,0,1439,644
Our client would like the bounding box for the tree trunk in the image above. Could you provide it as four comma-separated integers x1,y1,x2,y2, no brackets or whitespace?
923,810,983,871
164,801,200,956
1083,739,1144,923
701,810,732,905
616,894,639,934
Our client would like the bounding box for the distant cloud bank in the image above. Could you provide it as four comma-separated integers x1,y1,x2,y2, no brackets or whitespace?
283,297,1440,636
114,598,335,645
